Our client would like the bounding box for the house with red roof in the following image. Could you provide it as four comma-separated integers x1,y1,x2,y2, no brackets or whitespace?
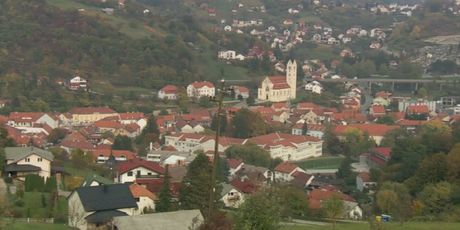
91,149,137,164
164,133,246,153
271,102,290,112
228,159,244,176
135,178,181,199
274,162,305,182
369,104,386,117
115,159,164,183
231,85,250,99
118,112,147,130
220,179,258,208
334,124,399,145
332,110,368,124
158,85,179,100
367,147,392,167
8,112,59,129
308,187,362,219
248,133,323,161
291,171,315,189
356,172,376,192
406,104,430,120
70,107,118,125
60,131,95,153
186,81,215,98
297,102,320,111
257,60,297,102
291,123,325,139
129,184,156,213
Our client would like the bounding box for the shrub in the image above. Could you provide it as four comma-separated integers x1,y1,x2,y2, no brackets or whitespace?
24,174,45,192
14,199,25,207
4,177,12,184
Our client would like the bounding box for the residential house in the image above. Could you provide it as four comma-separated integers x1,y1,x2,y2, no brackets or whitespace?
4,147,54,180
69,76,88,91
81,174,114,187
220,183,246,208
367,147,392,167
305,81,323,94
164,133,245,153
70,107,118,125
8,112,59,129
231,85,250,99
129,184,156,213
67,184,138,230
113,210,204,230
115,159,164,183
186,81,215,98
356,172,376,192
291,171,315,190
406,104,430,120
308,187,362,220
258,60,297,102
158,85,179,100
228,158,244,177
369,104,386,117
60,131,95,153
274,162,305,182
175,120,205,134
291,123,325,139
90,149,137,164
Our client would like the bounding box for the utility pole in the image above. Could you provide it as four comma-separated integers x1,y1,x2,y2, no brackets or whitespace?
206,79,226,221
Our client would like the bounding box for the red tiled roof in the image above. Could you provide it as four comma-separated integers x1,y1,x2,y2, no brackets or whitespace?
358,172,372,183
0,115,7,124
271,102,289,110
9,112,47,123
235,86,249,93
116,159,165,175
228,159,244,169
372,147,391,158
135,178,181,197
407,105,429,114
230,179,257,194
160,85,179,94
70,107,116,114
275,162,299,174
268,76,290,89
308,189,356,209
119,112,145,120
334,124,399,137
60,131,94,150
397,119,426,126
130,184,157,201
190,81,215,89
94,120,123,129
297,102,320,110
90,149,137,160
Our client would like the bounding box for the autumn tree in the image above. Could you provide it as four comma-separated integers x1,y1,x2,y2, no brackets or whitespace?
322,195,344,230
235,189,280,230
406,153,447,193
418,120,453,154
47,128,68,145
225,143,271,168
231,108,269,138
418,182,453,216
376,182,412,222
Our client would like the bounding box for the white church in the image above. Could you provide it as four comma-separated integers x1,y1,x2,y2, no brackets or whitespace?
258,60,297,102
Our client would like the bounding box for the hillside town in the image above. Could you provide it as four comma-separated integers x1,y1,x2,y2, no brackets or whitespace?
1,0,460,229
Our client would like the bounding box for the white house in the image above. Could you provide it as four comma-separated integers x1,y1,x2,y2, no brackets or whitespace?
158,85,179,100
69,76,88,91
186,81,215,98
68,184,138,230
129,184,156,213
356,172,377,192
4,147,54,180
273,162,305,182
8,112,59,129
115,159,164,183
305,81,323,94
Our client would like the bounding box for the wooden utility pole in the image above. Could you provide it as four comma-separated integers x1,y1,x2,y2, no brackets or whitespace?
206,79,226,221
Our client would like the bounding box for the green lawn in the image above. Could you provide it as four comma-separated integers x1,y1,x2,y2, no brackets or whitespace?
13,192,67,218
3,222,73,230
281,222,460,230
297,156,344,170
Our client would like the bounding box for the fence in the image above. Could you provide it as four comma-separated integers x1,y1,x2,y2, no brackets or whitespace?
2,217,54,224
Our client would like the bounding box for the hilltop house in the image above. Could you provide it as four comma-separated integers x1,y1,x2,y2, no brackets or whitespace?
258,60,297,102
186,81,215,98
158,85,179,100
69,76,88,91
4,147,54,180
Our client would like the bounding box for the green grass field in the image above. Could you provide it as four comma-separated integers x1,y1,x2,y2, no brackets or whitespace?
2,222,73,230
297,156,344,170
13,192,67,218
281,222,460,230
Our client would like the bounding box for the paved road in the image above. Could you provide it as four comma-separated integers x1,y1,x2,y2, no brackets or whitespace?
282,219,328,226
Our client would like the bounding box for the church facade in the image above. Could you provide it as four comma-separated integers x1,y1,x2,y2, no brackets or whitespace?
258,60,297,102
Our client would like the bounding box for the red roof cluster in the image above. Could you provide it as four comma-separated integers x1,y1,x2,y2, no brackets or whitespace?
116,158,165,175
8,112,47,123
119,112,145,120
228,159,244,169
308,188,356,209
372,147,391,158
371,105,385,115
90,149,137,160
249,133,321,149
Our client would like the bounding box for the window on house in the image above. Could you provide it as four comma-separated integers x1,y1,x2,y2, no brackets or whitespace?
37,158,42,162
25,158,30,162
127,171,133,177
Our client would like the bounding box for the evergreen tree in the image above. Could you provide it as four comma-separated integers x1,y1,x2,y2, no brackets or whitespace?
156,165,172,212
302,122,308,135
179,151,220,214
210,113,227,134
112,135,133,151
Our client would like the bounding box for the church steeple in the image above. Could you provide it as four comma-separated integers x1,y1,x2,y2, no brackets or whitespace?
286,60,297,99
